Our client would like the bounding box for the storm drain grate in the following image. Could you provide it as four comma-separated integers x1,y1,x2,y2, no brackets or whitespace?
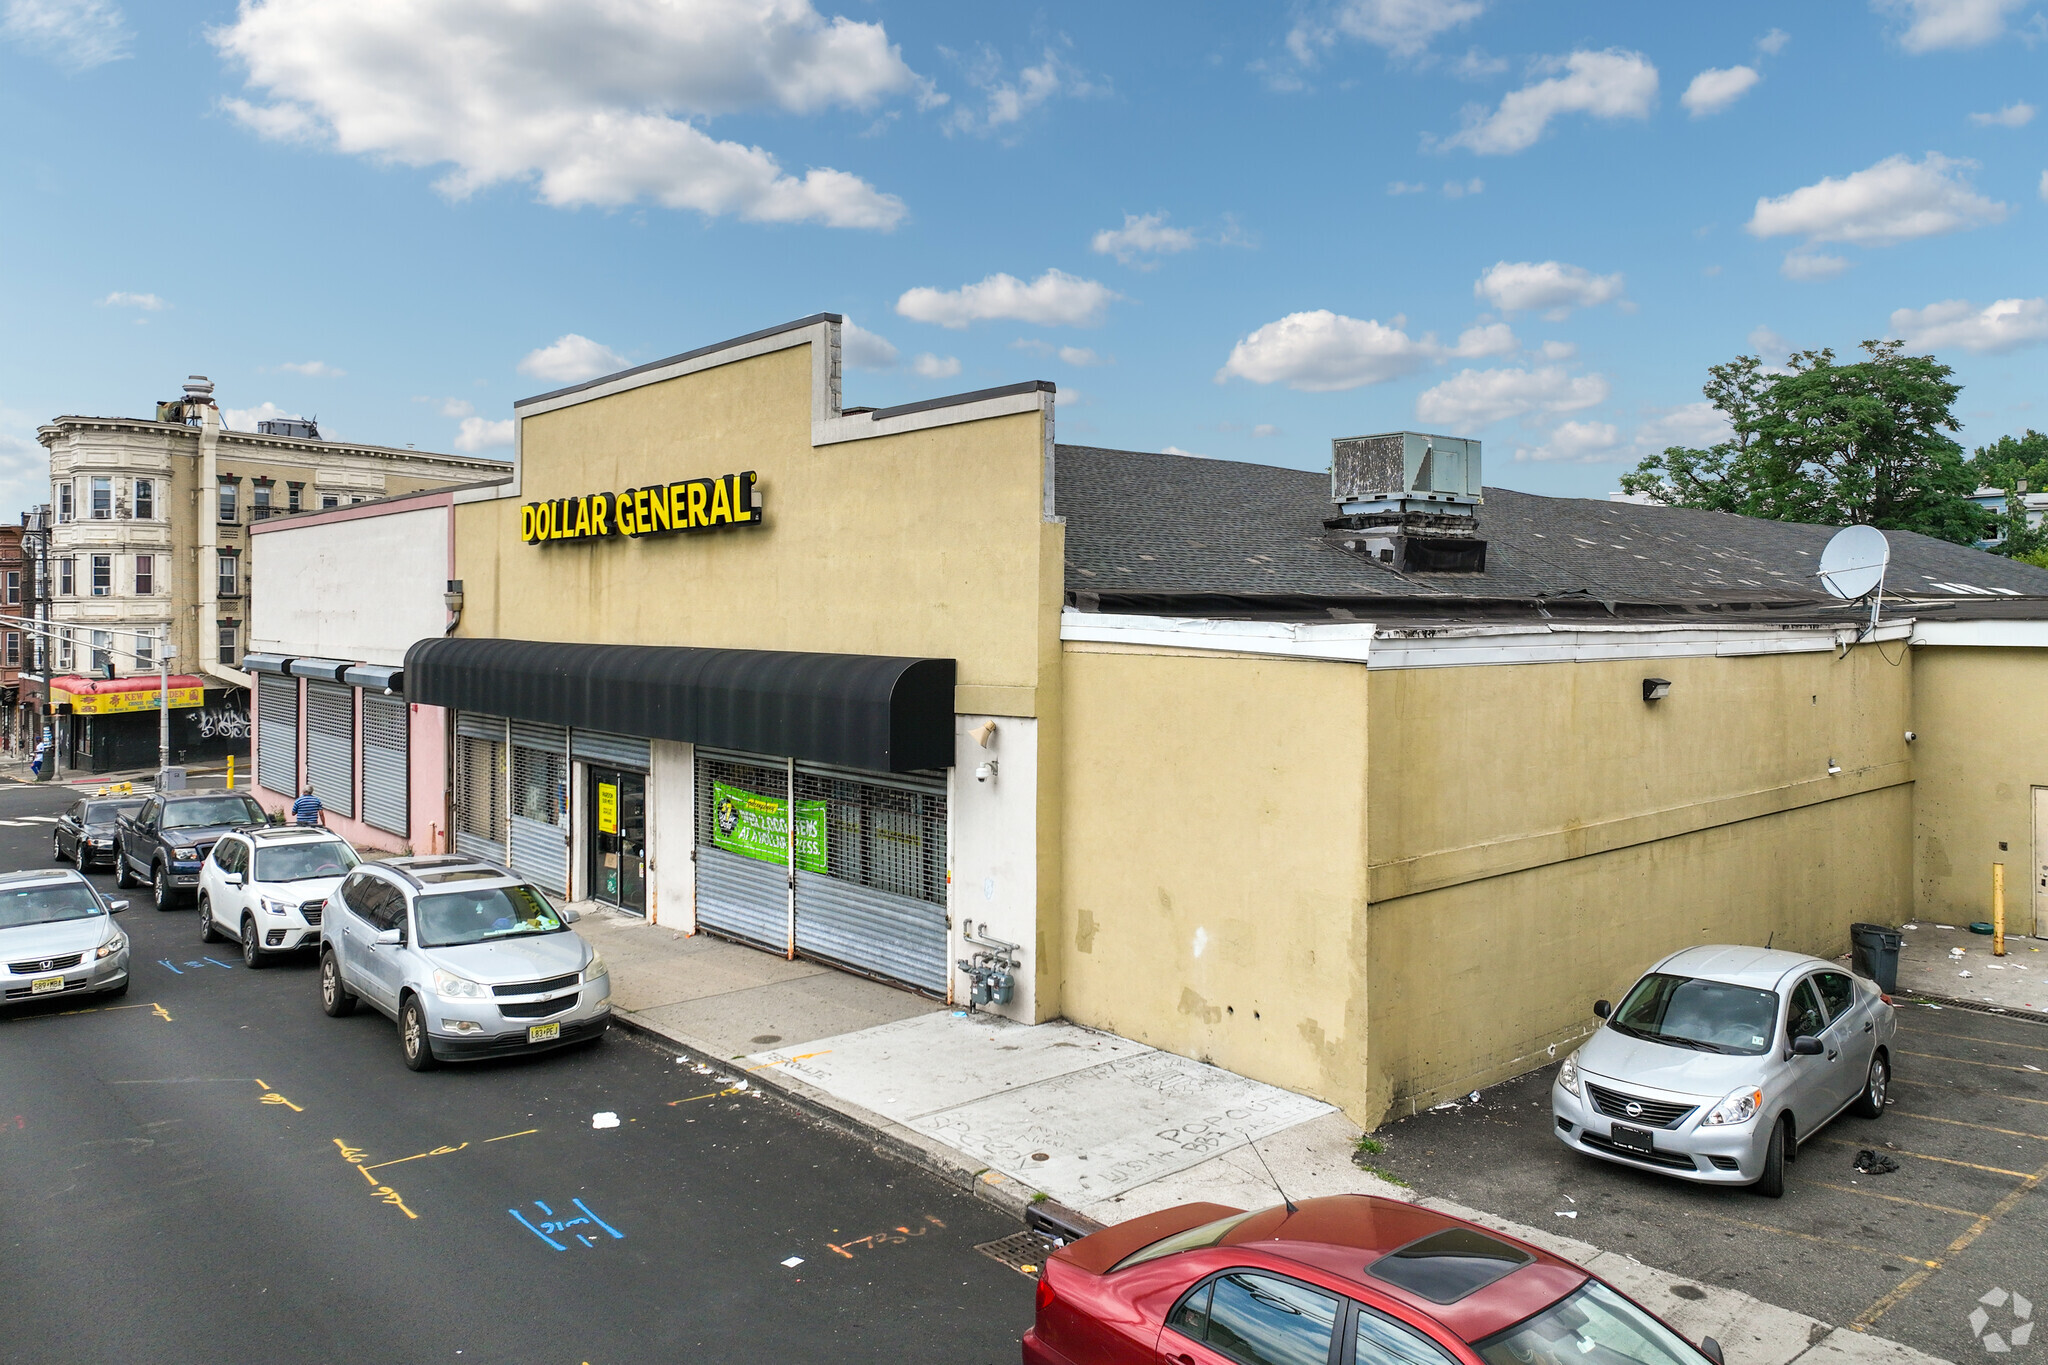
976,1230,1060,1279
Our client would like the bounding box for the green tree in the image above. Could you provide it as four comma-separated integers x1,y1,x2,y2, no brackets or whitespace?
1962,429,2048,559
1620,340,1992,545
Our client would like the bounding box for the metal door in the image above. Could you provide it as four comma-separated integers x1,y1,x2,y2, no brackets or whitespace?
304,680,356,819
508,720,568,894
256,674,297,794
360,694,408,837
452,713,507,865
587,767,646,913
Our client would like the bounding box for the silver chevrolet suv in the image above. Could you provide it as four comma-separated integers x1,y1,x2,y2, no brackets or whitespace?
318,855,610,1071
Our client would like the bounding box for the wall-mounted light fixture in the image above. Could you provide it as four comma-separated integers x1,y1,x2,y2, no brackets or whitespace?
1642,678,1672,702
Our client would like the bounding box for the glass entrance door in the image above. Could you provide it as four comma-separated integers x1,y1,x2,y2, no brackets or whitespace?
587,767,647,914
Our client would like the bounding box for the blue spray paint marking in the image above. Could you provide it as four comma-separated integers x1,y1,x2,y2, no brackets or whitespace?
201,957,236,970
158,959,184,974
510,1197,623,1251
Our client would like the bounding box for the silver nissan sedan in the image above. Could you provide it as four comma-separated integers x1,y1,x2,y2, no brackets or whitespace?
1552,945,1896,1197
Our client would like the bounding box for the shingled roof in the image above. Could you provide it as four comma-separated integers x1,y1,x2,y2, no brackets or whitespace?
1054,445,2048,617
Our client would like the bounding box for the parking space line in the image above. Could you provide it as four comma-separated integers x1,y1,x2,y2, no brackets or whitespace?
1808,1181,1987,1219
1689,1210,1939,1268
1891,1111,2048,1142
1893,1078,2048,1108
1901,1027,2048,1055
1816,1136,2029,1178
1898,1049,2048,1076
1852,1154,2048,1332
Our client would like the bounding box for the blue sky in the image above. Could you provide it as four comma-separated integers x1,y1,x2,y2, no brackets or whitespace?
2,0,2043,518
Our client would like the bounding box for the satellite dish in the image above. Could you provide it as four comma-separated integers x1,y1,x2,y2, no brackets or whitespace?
1818,524,1889,600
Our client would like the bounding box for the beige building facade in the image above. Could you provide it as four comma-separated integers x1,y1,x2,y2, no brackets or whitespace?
385,314,2048,1130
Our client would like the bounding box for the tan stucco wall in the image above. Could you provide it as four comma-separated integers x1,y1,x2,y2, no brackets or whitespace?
1364,644,1915,1124
1057,644,1373,1117
1911,646,2048,936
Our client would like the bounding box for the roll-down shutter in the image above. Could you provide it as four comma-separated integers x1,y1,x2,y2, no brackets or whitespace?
305,680,355,819
571,729,649,770
360,694,408,838
508,720,568,894
694,751,789,950
453,713,507,865
256,674,297,795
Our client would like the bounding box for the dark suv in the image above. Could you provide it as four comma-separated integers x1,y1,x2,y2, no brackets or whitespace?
115,791,272,911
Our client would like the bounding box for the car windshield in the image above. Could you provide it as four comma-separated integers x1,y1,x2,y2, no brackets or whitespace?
1609,973,1777,1056
254,841,360,882
1478,1281,1713,1365
415,884,566,948
164,796,267,830
0,881,105,929
85,801,142,824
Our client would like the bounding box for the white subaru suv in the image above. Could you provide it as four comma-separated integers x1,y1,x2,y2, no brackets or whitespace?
198,826,361,967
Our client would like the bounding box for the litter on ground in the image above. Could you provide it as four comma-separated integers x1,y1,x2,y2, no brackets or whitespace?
1853,1149,1900,1175
781,1256,805,1268
592,1112,621,1129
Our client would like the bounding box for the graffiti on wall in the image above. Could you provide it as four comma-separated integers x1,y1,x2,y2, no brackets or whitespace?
197,697,250,741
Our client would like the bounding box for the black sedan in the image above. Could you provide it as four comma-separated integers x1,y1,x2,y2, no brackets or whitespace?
53,797,146,872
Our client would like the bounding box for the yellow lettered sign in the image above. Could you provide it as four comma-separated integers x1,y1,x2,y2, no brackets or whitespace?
597,782,618,835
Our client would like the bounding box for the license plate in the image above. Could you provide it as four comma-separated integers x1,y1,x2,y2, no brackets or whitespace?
1609,1123,1656,1156
30,976,65,995
527,1022,560,1044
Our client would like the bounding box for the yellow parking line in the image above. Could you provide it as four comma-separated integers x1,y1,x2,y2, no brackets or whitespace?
1808,1182,1987,1219
1902,1027,2048,1054
1816,1136,2029,1178
1890,1111,2048,1142
1898,1049,2048,1076
1892,1078,2048,1108
1689,1210,1938,1267
1853,1155,2048,1331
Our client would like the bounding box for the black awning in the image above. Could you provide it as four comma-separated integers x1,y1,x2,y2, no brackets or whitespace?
404,638,956,774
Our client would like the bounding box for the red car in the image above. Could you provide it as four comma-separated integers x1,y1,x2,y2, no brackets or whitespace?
1024,1194,1723,1365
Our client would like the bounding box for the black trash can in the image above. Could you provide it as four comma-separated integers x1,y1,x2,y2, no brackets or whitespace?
1851,922,1903,994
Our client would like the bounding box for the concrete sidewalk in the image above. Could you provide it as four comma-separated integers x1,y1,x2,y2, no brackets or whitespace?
576,907,1949,1365
1892,917,2048,1020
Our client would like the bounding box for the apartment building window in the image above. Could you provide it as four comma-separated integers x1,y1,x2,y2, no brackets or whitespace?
218,479,239,523
4,570,17,605
56,629,71,671
56,482,73,522
320,493,340,509
217,552,239,598
217,620,237,666
91,554,111,596
134,478,155,520
252,482,272,520
4,633,17,667
134,632,153,668
287,482,304,512
58,558,74,596
90,630,111,675
90,477,112,519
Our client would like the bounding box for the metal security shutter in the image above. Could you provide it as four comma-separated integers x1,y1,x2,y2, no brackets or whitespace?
305,680,356,820
794,766,948,995
694,751,790,950
256,674,297,794
572,729,650,771
360,694,408,838
508,720,568,894
453,713,507,865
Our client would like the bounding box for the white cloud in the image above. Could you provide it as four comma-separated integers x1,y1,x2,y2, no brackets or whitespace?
911,353,961,379
438,398,476,418
1474,260,1624,315
1415,365,1609,427
1757,28,1791,55
1631,401,1730,453
1519,420,1620,462
1439,49,1657,155
1970,101,2036,127
1091,212,1197,266
1058,346,1103,367
223,401,304,432
1442,177,1484,198
2041,169,2048,201
277,360,343,377
1782,249,1851,280
1890,297,2048,353
943,45,1098,137
1450,322,1518,357
1681,66,1760,117
211,0,915,229
1216,311,1438,392
1253,423,1280,438
3,0,129,70
1539,339,1578,360
841,318,898,370
897,269,1117,329
1161,445,1211,458
1453,46,1509,78
455,416,515,452
99,290,164,310
1747,152,2005,246
1290,0,1487,62
1388,180,1430,195
1747,325,1792,362
518,334,628,384
1875,0,2027,52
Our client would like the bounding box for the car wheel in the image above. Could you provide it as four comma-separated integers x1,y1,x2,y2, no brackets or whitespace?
319,950,357,1017
1851,1052,1890,1120
240,917,268,969
1754,1116,1788,1198
198,896,225,943
399,994,438,1071
52,831,67,863
152,863,174,912
114,851,135,888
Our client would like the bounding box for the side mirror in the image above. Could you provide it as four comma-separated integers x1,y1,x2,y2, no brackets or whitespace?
1593,1000,1611,1019
560,907,580,923
1790,1035,1825,1056
1700,1336,1725,1365
108,900,129,913
373,927,403,947
224,872,244,886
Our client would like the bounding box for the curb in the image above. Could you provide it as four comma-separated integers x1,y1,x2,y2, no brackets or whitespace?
1896,989,2048,1026
604,1007,1046,1222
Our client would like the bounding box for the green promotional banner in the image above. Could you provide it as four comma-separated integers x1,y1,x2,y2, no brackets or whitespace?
712,782,826,874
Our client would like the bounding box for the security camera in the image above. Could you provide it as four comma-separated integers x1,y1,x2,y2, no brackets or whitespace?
1903,731,1916,743
974,760,998,783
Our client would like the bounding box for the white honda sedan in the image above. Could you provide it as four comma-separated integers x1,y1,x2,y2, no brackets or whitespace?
198,825,361,968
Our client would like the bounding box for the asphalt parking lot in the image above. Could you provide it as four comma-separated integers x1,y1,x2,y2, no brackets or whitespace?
1371,1002,2048,1362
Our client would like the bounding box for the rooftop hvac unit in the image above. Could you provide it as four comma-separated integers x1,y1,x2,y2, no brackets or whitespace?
1331,432,1481,513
